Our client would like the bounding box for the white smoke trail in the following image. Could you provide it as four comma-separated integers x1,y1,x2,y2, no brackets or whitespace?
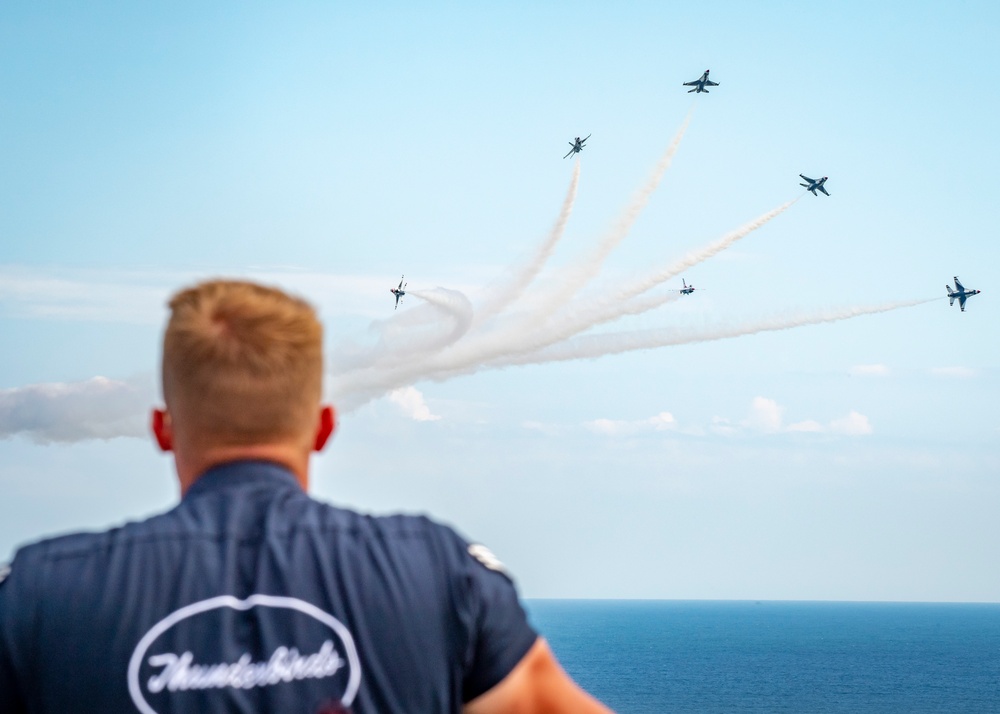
332,125,811,411
338,194,789,387
499,298,936,367
333,281,680,405
472,160,581,326
325,111,933,415
449,289,685,375
507,199,797,355
405,288,474,343
331,287,473,375
381,193,796,380
340,289,684,400
433,198,797,375
8,112,936,442
509,111,694,334
393,111,696,385
333,299,934,410
616,199,797,301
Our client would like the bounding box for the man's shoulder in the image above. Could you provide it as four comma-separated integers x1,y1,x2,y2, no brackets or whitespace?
6,506,184,571
316,505,513,581
311,501,464,547
0,529,114,600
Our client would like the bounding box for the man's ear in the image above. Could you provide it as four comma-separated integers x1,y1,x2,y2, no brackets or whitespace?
151,408,173,452
313,405,336,452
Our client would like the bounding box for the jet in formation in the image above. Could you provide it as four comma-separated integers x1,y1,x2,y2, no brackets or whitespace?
683,70,719,93
674,279,697,295
390,275,407,310
563,134,591,159
947,276,980,312
799,174,830,196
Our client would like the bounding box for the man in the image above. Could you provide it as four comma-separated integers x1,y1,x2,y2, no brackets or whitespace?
0,279,611,713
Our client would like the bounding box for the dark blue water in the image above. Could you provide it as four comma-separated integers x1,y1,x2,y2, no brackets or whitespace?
525,600,1000,713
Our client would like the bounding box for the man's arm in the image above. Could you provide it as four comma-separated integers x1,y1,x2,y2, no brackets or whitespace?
0,561,28,713
464,638,613,714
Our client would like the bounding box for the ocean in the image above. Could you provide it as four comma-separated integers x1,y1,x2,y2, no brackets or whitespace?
525,600,1000,713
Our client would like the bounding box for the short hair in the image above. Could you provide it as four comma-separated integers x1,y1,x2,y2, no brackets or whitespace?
162,280,323,445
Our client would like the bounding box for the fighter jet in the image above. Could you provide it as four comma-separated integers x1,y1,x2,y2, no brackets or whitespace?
947,276,981,312
683,70,719,93
563,134,591,159
390,275,407,310
673,279,697,296
799,174,830,196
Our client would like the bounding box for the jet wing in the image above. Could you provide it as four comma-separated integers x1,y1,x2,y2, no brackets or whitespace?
818,185,830,196
682,80,697,86
706,80,719,86
800,174,815,182
954,277,965,291
959,294,967,311
563,148,575,159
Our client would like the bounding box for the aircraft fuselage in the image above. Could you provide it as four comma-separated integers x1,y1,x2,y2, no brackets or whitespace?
683,70,718,94
947,277,981,312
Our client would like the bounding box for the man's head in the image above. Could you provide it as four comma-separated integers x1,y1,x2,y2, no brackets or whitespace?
153,279,334,490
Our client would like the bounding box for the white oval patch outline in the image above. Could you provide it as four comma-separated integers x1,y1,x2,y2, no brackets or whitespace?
127,594,362,714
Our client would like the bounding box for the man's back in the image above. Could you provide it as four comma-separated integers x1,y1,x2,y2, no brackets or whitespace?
0,461,537,713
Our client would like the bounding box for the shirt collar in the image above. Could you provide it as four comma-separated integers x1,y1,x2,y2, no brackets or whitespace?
183,460,302,500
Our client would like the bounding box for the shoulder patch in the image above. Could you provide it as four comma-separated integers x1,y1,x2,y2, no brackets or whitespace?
0,563,10,587
467,544,511,579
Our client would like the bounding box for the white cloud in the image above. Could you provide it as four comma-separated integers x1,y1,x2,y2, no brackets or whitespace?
719,398,873,438
585,411,677,436
586,418,620,435
743,396,783,433
929,366,978,378
0,376,151,443
388,386,441,422
647,412,678,430
829,411,873,436
709,416,738,437
850,364,890,377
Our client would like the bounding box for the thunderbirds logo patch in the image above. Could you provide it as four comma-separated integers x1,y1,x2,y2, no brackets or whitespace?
128,595,361,714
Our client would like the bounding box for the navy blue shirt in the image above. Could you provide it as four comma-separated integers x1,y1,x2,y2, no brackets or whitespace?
0,461,537,713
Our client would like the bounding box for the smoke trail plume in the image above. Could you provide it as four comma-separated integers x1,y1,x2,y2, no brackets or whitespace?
334,195,798,388
611,199,798,302
334,299,933,409
513,111,693,332
501,299,936,367
472,160,581,326
371,110,699,392
319,115,932,414
513,200,796,354
331,287,473,374
12,113,938,443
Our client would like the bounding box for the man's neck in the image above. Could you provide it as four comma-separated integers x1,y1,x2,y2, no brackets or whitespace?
175,443,310,495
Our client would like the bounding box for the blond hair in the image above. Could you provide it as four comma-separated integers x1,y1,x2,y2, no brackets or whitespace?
162,280,323,445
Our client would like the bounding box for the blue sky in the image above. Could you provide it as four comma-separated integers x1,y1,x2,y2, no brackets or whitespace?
1,1,998,600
